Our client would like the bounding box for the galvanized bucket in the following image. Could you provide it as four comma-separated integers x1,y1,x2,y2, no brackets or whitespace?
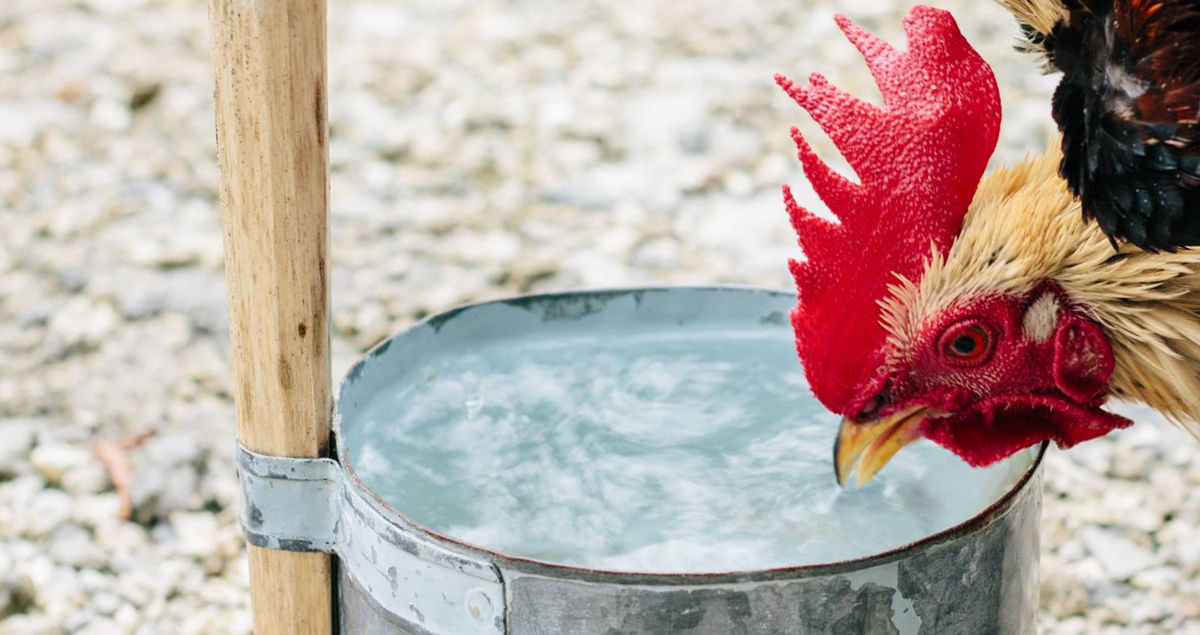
237,286,1044,634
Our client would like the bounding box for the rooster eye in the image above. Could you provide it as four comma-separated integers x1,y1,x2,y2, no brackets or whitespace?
951,334,979,355
941,322,993,365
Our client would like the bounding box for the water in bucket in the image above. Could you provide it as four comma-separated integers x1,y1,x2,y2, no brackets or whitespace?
345,318,1031,573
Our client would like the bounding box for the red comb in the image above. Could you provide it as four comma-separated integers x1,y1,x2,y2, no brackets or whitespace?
776,6,1000,414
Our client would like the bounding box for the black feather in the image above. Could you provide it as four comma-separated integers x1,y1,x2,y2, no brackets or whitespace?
1013,0,1200,251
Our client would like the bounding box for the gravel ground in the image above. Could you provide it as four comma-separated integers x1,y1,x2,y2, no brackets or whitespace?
1,0,1198,632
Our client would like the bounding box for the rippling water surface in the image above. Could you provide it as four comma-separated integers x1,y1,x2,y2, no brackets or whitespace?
347,326,1031,572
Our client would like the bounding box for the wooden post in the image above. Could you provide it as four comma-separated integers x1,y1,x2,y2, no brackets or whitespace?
208,0,333,633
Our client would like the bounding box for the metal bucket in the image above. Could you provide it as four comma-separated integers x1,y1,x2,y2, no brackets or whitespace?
237,286,1044,634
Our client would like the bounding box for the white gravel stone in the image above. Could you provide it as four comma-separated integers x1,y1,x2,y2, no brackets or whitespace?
0,614,60,635
1081,527,1160,581
29,444,91,487
78,617,123,634
47,523,105,568
1130,566,1182,593
91,592,122,617
24,490,75,536
169,511,221,559
47,296,119,350
0,419,39,476
61,460,111,496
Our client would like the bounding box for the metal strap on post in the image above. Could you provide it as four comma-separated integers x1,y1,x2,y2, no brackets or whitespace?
236,444,506,634
237,447,341,553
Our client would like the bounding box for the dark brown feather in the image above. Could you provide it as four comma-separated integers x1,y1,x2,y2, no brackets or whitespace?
1114,0,1200,123
1010,0,1200,250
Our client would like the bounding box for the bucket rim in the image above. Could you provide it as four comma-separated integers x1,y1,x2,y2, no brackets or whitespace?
333,284,1048,586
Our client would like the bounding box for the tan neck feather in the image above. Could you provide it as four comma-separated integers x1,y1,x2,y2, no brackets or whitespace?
994,0,1067,36
882,149,1200,435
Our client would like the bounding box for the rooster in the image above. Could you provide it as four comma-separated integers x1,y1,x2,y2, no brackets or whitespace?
775,6,1200,486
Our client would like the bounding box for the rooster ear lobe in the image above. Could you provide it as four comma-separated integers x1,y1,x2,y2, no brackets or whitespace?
1021,290,1061,342
1052,315,1115,404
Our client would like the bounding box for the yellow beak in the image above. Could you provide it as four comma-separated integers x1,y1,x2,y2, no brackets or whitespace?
834,406,928,487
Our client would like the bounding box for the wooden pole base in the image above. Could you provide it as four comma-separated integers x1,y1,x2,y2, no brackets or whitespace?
248,547,333,635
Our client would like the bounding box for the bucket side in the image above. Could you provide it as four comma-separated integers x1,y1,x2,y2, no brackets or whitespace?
334,469,1041,634
498,471,1041,635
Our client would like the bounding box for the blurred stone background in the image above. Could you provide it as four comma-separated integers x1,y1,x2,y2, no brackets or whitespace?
1,0,1198,632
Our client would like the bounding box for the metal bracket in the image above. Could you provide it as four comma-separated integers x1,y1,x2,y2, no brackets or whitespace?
238,448,341,552
236,443,506,634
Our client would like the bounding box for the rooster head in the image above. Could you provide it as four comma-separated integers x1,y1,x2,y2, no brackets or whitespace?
777,6,1133,486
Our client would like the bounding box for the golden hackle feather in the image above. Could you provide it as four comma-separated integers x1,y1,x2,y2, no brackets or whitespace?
880,146,1200,439
995,0,1069,35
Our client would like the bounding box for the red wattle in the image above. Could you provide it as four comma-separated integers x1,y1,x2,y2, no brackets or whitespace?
921,394,1134,467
